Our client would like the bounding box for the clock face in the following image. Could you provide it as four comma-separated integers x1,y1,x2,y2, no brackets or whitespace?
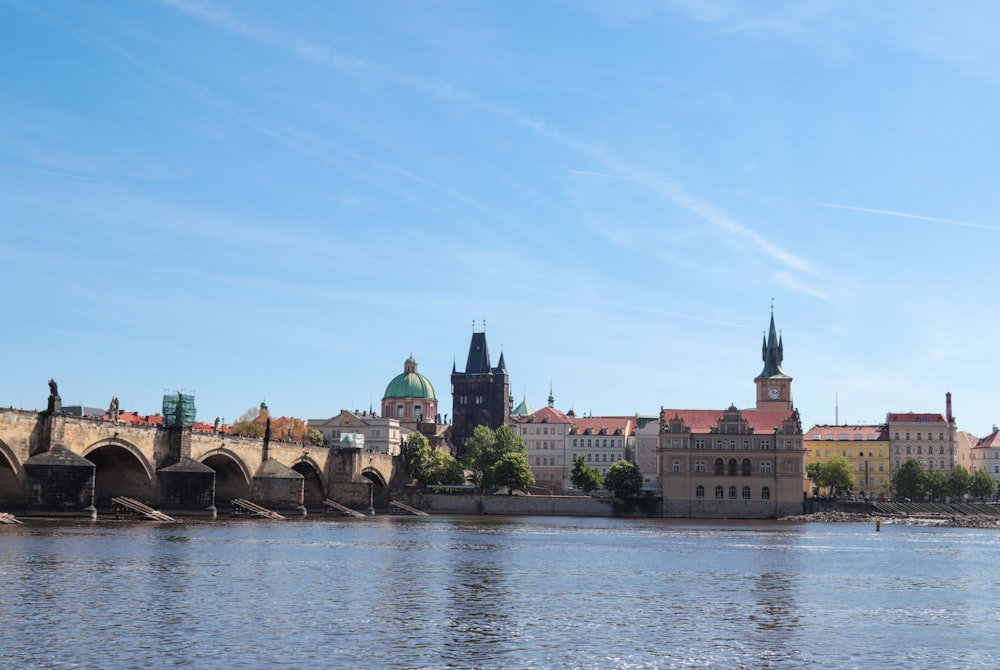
767,387,780,400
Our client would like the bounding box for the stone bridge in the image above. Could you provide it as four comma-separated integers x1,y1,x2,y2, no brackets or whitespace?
0,405,406,518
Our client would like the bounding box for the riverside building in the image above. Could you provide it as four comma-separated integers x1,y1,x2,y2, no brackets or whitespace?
657,311,806,518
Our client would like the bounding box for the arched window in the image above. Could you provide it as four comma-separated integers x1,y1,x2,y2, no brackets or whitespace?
742,486,751,500
728,486,737,499
741,459,752,476
727,459,738,476
715,486,724,499
696,485,705,499
714,458,725,476
761,486,770,500
414,405,423,420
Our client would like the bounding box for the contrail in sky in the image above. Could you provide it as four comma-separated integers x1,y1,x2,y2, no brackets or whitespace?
0,163,92,181
809,201,1000,231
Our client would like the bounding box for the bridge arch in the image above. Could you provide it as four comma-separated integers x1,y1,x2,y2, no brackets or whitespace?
361,466,391,508
292,456,326,508
0,439,24,506
200,448,252,504
83,438,156,509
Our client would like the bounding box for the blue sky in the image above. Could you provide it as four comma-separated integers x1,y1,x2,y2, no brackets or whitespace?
2,1,997,437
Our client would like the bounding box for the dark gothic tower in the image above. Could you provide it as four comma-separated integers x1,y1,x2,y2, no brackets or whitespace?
450,325,510,455
755,309,793,410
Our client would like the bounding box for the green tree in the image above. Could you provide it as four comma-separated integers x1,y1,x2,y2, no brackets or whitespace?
571,455,603,494
924,469,947,501
603,460,643,498
943,465,972,499
493,452,535,494
970,469,998,500
407,432,464,486
307,429,326,447
892,458,926,499
461,425,529,493
806,457,855,497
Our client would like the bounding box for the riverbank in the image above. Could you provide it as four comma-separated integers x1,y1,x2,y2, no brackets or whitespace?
779,510,1000,528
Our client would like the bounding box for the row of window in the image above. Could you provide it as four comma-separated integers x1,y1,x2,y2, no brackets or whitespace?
811,434,880,441
894,460,948,470
680,438,799,450
673,458,774,476
456,395,486,405
894,432,946,441
695,485,771,500
896,445,951,455
809,449,885,458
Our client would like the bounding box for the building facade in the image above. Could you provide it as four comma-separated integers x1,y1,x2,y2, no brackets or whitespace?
516,404,572,491
309,409,402,456
887,394,957,473
450,327,510,455
969,428,1000,484
804,424,890,496
657,311,806,518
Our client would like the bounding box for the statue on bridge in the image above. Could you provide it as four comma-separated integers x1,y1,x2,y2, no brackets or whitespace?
47,378,61,413
108,396,120,422
48,378,59,399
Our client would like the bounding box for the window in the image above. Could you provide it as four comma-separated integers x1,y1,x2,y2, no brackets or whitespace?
696,485,705,499
743,439,750,449
729,486,737,499
917,446,922,455
695,439,706,449
906,432,911,440
742,486,751,500
939,446,945,455
741,459,751,476
894,432,899,440
761,440,771,450
672,460,681,473
728,459,738,476
695,461,706,473
917,432,922,441
878,463,884,472
762,486,770,500
760,462,772,474
715,486,724,499
715,459,724,476
906,446,911,454
414,405,422,420
995,465,999,474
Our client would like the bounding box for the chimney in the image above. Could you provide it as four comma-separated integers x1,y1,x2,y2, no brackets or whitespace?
945,392,953,423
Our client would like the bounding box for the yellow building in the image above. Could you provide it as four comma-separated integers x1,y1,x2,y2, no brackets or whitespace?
804,424,890,497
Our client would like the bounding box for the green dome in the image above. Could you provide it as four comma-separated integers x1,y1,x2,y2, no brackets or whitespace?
383,357,436,400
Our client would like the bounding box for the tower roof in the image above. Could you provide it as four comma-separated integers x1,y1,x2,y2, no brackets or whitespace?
756,310,790,380
464,331,492,374
383,357,436,400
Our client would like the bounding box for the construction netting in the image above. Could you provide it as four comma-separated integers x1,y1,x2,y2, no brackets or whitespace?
162,392,196,428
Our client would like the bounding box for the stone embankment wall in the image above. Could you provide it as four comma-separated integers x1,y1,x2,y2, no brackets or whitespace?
419,494,655,517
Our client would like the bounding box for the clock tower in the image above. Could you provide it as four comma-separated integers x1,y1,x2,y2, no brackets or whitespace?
755,309,793,410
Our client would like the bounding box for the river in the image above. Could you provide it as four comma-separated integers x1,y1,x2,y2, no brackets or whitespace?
1,515,996,669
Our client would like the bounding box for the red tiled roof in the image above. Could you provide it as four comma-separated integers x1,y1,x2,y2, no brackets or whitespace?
660,408,796,433
569,415,634,436
517,406,572,424
974,429,1000,449
804,424,889,441
886,413,947,423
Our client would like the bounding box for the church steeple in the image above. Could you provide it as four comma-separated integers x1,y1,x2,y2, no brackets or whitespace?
548,380,555,408
755,308,793,410
757,310,788,380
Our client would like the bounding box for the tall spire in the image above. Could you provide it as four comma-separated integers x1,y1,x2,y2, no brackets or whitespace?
756,309,788,379
548,379,555,408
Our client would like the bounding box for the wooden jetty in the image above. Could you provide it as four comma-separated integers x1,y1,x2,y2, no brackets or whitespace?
0,512,22,524
323,499,366,517
231,498,285,519
111,497,175,522
390,500,429,516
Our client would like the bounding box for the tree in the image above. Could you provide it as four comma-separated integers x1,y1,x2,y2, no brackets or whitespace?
603,460,643,498
970,469,998,500
571,455,603,494
924,469,947,501
461,425,529,493
307,429,326,447
806,457,854,497
229,407,265,438
892,459,926,499
493,452,535,494
943,465,972,499
406,432,463,486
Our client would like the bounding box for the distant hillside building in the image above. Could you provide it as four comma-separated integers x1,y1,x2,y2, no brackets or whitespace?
450,326,510,455
657,311,806,518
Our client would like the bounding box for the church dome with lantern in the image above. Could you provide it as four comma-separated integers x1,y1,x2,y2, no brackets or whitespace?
381,356,438,423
